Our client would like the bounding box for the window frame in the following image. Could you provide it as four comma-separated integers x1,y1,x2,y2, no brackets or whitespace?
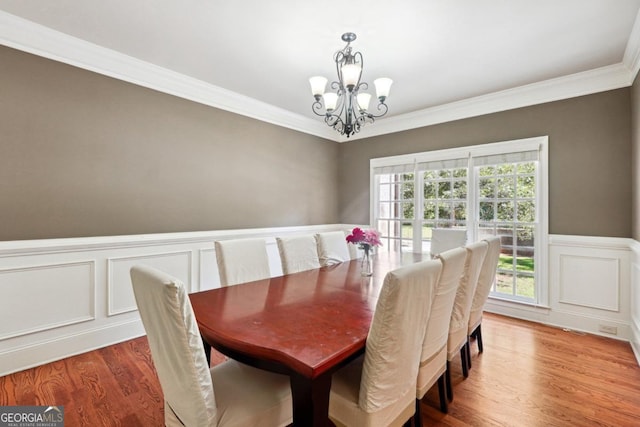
370,136,549,307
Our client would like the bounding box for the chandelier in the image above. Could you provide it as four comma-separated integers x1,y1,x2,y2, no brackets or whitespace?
309,32,392,138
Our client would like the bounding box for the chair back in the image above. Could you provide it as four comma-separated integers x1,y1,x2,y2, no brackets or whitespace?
276,235,321,274
315,231,351,266
430,229,467,257
417,247,467,397
215,238,270,286
468,236,502,332
448,241,488,356
359,259,442,412
346,232,359,260
130,265,217,427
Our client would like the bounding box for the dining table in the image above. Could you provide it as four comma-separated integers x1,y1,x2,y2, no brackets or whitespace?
189,250,424,427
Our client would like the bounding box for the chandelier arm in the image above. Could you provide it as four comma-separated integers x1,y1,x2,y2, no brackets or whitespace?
333,90,347,115
356,82,369,92
357,112,374,125
334,51,345,91
326,114,346,135
353,51,364,88
365,101,389,119
311,100,326,117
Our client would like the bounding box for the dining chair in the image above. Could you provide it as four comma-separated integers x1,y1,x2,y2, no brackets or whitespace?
276,234,321,274
468,236,502,355
345,230,359,260
445,240,488,401
315,231,352,267
328,259,442,427
430,228,467,257
415,247,467,422
130,265,292,427
214,238,270,286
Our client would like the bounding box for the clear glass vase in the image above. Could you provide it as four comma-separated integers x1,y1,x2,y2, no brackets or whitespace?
361,245,373,276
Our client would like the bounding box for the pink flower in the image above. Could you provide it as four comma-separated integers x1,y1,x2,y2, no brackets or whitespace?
363,229,381,246
346,227,365,244
346,227,382,247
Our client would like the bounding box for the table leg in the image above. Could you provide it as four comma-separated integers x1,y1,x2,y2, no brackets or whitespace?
201,335,211,365
289,372,332,427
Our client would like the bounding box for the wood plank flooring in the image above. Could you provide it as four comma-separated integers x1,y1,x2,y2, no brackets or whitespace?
1,313,639,426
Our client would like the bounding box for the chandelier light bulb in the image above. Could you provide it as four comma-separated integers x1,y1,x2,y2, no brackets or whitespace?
341,63,362,90
309,76,328,100
357,93,371,111
374,78,393,102
323,92,339,112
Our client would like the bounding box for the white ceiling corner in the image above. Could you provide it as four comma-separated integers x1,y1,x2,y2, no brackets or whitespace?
623,5,640,78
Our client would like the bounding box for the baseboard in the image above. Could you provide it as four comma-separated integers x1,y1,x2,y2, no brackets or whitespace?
0,319,145,377
631,316,640,365
485,300,631,341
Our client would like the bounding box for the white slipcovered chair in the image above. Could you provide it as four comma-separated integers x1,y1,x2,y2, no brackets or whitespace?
130,265,292,427
315,231,352,267
415,247,467,422
345,231,359,260
445,240,488,401
276,234,321,274
214,238,270,286
468,236,502,355
430,228,467,257
328,259,442,427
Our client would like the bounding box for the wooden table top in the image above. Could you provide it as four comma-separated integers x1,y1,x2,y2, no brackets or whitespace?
189,251,425,379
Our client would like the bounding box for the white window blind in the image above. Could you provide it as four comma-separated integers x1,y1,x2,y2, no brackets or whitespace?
416,157,468,171
372,163,415,175
472,149,539,167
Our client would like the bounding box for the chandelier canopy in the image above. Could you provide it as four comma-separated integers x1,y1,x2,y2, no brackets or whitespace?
309,32,392,138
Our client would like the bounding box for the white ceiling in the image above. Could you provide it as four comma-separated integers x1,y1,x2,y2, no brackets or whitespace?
2,0,640,142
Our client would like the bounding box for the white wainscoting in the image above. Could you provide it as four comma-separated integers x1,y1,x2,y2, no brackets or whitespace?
630,240,640,364
0,224,355,376
2,230,638,375
486,235,635,363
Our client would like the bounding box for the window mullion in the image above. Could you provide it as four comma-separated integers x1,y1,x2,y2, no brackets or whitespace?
468,164,478,243
414,172,424,253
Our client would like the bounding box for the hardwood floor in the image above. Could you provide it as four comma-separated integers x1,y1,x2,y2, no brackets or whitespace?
421,314,640,426
1,313,639,426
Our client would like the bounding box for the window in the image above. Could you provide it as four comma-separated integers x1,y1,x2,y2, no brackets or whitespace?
376,172,415,252
421,162,468,252
371,137,548,306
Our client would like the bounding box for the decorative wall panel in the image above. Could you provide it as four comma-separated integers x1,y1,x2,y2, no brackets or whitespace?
0,261,95,340
107,251,192,316
558,254,619,311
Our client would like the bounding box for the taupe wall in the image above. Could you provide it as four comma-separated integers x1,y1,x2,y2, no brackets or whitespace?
0,46,338,241
633,73,640,240
339,89,632,237
1,45,634,241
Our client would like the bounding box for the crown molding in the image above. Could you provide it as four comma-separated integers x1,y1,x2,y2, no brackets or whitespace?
1,10,637,144
0,11,338,141
345,63,634,142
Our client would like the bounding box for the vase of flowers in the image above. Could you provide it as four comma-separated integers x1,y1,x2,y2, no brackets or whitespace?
346,227,382,276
